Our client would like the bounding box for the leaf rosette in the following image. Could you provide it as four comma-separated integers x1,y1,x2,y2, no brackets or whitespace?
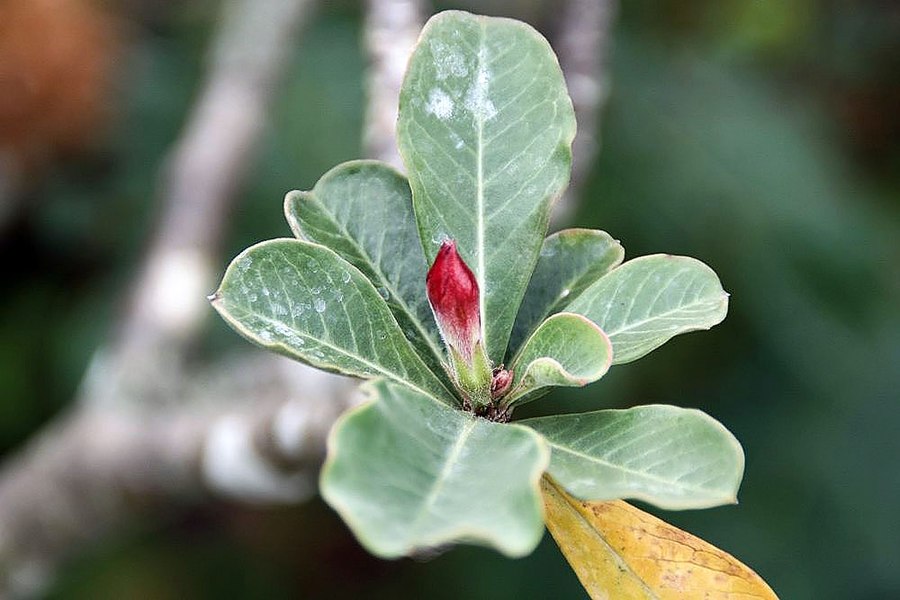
211,9,767,598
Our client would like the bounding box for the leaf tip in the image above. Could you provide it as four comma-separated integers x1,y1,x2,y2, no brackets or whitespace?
282,188,302,211
283,189,313,238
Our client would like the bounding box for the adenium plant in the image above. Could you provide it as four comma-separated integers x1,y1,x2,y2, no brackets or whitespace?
212,11,776,597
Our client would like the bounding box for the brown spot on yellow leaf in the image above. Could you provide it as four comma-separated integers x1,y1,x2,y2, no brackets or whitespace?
541,476,779,599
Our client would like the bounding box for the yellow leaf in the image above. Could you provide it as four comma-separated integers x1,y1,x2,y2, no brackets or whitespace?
541,476,779,599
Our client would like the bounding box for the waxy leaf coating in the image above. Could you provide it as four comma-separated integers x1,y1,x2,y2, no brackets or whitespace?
321,379,549,558
565,254,729,364
399,10,577,363
506,312,612,407
212,239,454,404
284,160,446,377
524,405,744,509
510,229,624,356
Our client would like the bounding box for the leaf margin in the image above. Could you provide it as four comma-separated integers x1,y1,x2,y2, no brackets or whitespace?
210,237,456,405
319,378,551,558
282,159,448,379
509,227,625,356
523,404,746,510
397,9,578,364
505,312,613,407
540,475,779,599
564,253,730,365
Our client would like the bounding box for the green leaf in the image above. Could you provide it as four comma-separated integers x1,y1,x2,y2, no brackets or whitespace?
509,229,624,356
523,405,744,509
398,10,576,363
321,379,549,558
564,255,729,364
505,313,612,408
211,239,454,404
284,160,446,377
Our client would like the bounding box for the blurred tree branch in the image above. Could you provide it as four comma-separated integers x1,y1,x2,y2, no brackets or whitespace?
0,0,322,595
89,0,316,410
364,0,425,168
552,0,617,226
0,0,617,596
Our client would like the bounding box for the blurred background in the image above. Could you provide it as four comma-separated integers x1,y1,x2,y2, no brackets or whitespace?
1,0,898,598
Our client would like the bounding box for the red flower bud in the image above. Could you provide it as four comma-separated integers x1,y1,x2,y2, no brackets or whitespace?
490,366,513,400
426,240,481,362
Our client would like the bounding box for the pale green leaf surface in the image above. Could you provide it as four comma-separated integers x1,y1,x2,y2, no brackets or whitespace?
509,229,624,356
321,379,549,558
284,160,446,376
565,255,729,364
211,239,454,404
398,10,576,363
523,405,744,509
505,313,612,407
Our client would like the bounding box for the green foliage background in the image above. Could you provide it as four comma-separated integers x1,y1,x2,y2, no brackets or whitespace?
1,1,897,598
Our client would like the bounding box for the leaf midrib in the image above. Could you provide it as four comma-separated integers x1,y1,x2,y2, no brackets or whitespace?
544,439,726,498
306,192,447,367
410,418,477,538
592,292,726,337
546,477,660,599
545,249,623,318
226,303,450,403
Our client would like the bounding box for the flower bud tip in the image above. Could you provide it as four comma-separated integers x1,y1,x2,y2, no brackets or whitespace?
426,240,481,361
